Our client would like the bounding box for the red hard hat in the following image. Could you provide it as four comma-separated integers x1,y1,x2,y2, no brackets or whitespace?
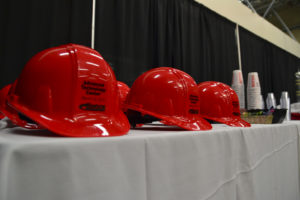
0,83,43,128
7,44,130,137
117,81,130,106
0,84,12,118
124,67,212,131
198,81,250,127
0,85,8,120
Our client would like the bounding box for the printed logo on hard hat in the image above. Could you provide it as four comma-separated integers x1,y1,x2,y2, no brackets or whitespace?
232,101,239,108
189,95,199,104
232,101,240,116
81,81,106,96
79,103,105,111
188,94,200,114
79,80,107,112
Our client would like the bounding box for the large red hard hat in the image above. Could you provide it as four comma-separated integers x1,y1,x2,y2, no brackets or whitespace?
124,67,212,131
0,83,42,128
198,81,250,127
7,44,130,137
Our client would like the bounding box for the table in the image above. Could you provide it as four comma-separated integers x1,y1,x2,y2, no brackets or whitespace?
0,119,299,200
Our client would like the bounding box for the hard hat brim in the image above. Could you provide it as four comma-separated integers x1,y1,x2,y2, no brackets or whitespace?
203,116,251,127
0,112,4,120
0,84,42,129
8,98,130,137
124,104,212,131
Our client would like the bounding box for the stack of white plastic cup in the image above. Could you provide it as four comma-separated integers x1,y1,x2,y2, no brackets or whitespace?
259,94,265,109
247,72,262,110
266,93,276,109
280,91,291,121
231,70,245,109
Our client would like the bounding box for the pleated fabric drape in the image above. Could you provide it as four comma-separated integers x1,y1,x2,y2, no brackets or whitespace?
1,0,299,102
95,0,238,86
0,0,92,88
239,27,300,102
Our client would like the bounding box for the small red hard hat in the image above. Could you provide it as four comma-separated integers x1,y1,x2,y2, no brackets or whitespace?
117,81,130,106
124,67,212,131
0,85,7,120
7,44,130,137
198,81,250,127
0,82,42,128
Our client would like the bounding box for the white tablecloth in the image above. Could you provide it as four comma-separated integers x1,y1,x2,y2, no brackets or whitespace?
0,119,299,200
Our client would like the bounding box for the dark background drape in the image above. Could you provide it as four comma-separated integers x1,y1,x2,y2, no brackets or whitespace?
95,0,238,86
0,0,92,88
239,27,300,103
1,0,300,103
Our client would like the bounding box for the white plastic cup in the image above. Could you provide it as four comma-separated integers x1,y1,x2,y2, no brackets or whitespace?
281,91,289,100
247,91,262,110
247,88,261,94
259,95,264,109
232,70,244,86
247,95,262,109
266,93,276,109
247,72,261,88
247,72,262,110
280,91,291,121
232,70,245,109
232,84,245,109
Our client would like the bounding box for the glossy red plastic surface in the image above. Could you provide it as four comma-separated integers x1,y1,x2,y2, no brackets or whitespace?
124,67,212,131
0,85,9,120
7,44,130,137
0,83,42,128
198,81,251,127
117,81,130,106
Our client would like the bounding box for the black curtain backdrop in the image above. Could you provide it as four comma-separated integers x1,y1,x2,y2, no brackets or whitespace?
95,0,239,86
1,0,300,104
0,0,92,88
239,27,300,103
